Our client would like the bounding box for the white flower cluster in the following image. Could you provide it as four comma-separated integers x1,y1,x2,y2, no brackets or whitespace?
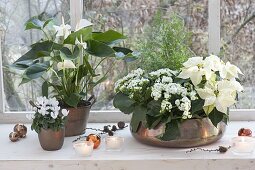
178,55,244,114
149,69,196,119
114,68,149,99
26,97,69,120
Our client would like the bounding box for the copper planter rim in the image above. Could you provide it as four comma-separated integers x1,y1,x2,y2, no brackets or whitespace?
131,117,226,148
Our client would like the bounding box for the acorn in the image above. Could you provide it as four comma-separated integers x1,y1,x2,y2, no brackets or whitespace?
108,130,114,136
14,124,27,138
103,126,109,133
238,128,252,137
117,121,125,129
9,132,19,142
111,125,117,132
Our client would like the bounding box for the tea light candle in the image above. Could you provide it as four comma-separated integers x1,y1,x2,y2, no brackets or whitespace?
105,136,124,151
73,141,94,156
231,136,255,155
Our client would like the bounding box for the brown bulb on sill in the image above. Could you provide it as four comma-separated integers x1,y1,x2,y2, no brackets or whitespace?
86,134,101,149
238,128,252,137
9,132,19,142
14,124,27,138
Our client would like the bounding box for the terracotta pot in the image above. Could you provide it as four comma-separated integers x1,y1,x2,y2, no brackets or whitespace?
131,117,226,148
38,128,65,151
64,95,96,137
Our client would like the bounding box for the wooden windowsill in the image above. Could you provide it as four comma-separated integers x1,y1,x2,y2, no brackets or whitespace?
0,122,254,170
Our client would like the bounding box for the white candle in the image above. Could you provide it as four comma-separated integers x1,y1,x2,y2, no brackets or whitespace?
231,136,255,155
73,141,94,156
105,136,124,151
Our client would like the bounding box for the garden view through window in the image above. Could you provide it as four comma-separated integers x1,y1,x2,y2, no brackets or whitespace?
0,0,254,112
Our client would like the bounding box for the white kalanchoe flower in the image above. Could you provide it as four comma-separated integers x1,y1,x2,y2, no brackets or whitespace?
57,60,76,70
53,17,71,39
62,109,69,117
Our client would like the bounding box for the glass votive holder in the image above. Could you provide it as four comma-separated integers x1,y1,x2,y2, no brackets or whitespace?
105,136,124,151
73,140,94,156
231,136,255,155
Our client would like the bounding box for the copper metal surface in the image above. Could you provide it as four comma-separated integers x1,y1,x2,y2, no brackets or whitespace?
38,128,65,151
131,118,226,148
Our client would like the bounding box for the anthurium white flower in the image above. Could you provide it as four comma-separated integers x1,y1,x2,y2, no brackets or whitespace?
57,60,76,70
220,61,243,79
53,17,71,39
75,38,87,49
196,80,237,114
75,19,93,31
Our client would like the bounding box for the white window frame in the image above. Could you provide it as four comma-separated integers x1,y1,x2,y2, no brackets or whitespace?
0,0,255,123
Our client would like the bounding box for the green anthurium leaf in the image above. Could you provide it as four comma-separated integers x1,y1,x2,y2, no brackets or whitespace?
25,63,49,80
92,30,126,44
19,77,31,86
64,26,93,44
113,47,132,55
42,81,48,98
130,105,147,132
25,18,44,30
43,18,53,28
159,120,180,141
86,40,115,57
14,41,62,63
60,46,80,60
64,93,81,107
83,57,96,77
208,108,224,127
113,92,135,114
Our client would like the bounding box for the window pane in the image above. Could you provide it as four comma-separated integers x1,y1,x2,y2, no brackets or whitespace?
221,1,255,109
1,0,69,111
84,0,208,110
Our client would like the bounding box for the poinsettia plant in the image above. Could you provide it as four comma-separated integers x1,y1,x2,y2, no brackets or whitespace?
10,14,138,107
113,55,243,140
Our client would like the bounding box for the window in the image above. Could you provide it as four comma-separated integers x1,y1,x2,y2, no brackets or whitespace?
0,0,254,123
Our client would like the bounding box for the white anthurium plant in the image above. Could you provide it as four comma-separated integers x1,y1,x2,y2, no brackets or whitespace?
27,97,69,133
113,55,243,141
10,13,138,108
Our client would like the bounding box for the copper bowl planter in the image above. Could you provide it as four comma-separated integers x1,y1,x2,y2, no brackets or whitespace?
38,128,65,151
131,118,226,148
64,96,96,137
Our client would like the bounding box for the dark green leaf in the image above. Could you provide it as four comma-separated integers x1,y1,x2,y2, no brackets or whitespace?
64,27,92,44
86,40,115,57
208,108,224,127
92,30,126,44
19,77,31,86
113,47,132,55
14,41,62,63
25,63,49,79
64,93,81,107
191,99,204,114
60,46,80,60
146,115,162,129
42,81,48,98
113,92,135,114
130,105,147,132
159,120,180,141
147,100,161,116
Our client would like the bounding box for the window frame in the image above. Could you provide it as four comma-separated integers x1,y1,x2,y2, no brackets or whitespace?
0,0,255,123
